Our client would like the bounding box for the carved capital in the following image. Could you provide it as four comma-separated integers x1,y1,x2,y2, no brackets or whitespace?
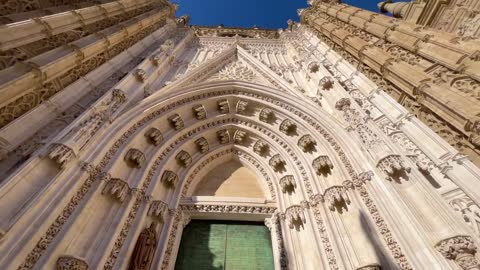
217,99,230,114
161,170,178,188
259,107,275,123
313,156,334,175
145,128,163,146
192,104,207,120
253,140,269,156
324,186,351,212
279,175,296,193
148,200,169,222
217,129,230,144
298,134,317,152
279,119,297,135
269,154,286,172
102,178,130,202
195,137,209,153
168,114,184,130
236,100,249,114
377,155,410,182
124,148,146,168
176,150,192,167
48,143,76,168
436,236,479,270
233,130,248,144
285,205,306,229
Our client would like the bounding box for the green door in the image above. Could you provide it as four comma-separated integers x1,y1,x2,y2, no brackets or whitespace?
175,221,275,270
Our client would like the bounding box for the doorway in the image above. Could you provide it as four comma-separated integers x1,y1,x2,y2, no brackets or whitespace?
175,220,275,270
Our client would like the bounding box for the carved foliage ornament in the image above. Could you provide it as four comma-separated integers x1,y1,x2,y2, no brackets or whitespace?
233,130,248,144
217,129,230,144
313,155,334,175
102,178,130,202
176,150,192,167
435,235,479,270
324,186,351,212
279,119,296,135
125,148,146,168
144,128,163,146
253,139,269,156
56,255,88,270
161,170,178,188
168,114,184,130
285,205,306,229
269,154,286,172
195,137,209,153
148,201,169,222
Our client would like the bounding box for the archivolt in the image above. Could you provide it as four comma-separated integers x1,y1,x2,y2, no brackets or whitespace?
21,81,411,270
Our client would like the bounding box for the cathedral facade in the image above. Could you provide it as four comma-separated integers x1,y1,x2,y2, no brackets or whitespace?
0,0,480,269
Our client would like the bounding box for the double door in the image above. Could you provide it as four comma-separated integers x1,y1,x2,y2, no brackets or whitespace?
175,220,275,270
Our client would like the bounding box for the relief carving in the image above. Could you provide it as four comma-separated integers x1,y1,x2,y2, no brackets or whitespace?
269,154,287,172
284,205,306,230
125,148,146,168
435,235,479,270
192,104,207,120
128,223,158,270
176,150,192,167
259,107,275,123
279,119,297,135
298,134,317,152
195,137,209,153
377,155,411,182
217,99,230,114
313,156,334,175
168,114,184,130
148,201,169,222
161,171,178,188
236,100,249,114
233,130,248,144
217,129,231,144
144,128,163,146
102,178,130,202
56,255,88,270
324,186,351,212
279,175,297,193
253,139,269,156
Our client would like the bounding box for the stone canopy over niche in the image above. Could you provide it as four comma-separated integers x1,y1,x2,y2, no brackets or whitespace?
193,159,265,198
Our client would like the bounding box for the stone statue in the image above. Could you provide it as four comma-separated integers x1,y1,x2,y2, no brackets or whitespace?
128,223,158,270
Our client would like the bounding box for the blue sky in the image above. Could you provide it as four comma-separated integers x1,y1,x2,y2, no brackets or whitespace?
174,0,380,29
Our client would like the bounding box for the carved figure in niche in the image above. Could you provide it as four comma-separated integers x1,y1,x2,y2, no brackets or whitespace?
128,223,158,270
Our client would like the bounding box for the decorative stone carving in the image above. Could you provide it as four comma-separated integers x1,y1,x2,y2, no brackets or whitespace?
357,265,381,270
313,156,334,175
279,175,296,193
192,104,207,120
279,119,297,135
285,205,306,229
259,108,275,123
319,76,334,90
176,150,192,167
217,99,230,114
450,196,480,236
102,178,130,202
217,129,230,144
377,155,411,182
134,69,147,82
124,148,146,168
236,100,249,114
253,140,269,156
195,137,209,153
161,171,178,187
168,114,184,130
128,223,158,270
298,134,317,152
180,204,277,214
48,144,76,168
148,201,169,222
354,171,374,187
48,89,127,167
324,186,351,212
160,39,175,54
233,130,248,144
145,128,163,146
269,154,286,172
435,236,479,270
56,255,88,270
